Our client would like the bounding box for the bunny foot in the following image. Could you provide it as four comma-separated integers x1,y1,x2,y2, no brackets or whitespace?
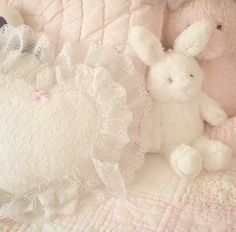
169,144,203,179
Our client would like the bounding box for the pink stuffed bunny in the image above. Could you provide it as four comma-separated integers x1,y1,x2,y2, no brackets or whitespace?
164,0,236,155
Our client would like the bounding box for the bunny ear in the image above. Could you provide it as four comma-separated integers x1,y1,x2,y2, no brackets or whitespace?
167,0,191,10
128,26,164,66
173,20,213,57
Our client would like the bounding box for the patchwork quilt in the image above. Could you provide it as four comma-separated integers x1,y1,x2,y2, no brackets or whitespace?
1,155,236,231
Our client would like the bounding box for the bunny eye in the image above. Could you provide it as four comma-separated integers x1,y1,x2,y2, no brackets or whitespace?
0,17,7,28
167,77,173,84
216,24,222,30
190,74,194,78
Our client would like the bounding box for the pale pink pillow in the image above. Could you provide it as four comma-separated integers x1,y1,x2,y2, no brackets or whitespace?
7,0,166,75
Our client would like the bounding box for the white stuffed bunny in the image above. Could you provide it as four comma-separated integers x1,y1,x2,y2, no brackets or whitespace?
129,20,232,179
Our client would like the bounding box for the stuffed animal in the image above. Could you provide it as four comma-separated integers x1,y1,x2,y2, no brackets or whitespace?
164,0,236,155
128,20,232,179
0,2,24,27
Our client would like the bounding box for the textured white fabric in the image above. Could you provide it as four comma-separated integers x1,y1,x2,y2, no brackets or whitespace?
0,25,151,223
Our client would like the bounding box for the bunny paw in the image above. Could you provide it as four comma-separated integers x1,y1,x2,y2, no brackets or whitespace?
208,108,227,127
203,141,232,172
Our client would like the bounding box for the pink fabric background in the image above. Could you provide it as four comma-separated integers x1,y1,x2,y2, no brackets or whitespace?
7,0,166,75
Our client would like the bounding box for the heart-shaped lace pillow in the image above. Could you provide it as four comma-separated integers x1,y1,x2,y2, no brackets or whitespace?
0,65,131,194
0,25,151,222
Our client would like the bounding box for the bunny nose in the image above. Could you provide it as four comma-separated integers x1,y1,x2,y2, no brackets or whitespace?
216,24,222,30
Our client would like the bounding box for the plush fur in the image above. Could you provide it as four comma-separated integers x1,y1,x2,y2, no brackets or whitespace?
129,20,232,179
164,0,236,154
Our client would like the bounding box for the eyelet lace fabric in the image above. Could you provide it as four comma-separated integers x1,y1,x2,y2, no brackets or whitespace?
0,25,151,223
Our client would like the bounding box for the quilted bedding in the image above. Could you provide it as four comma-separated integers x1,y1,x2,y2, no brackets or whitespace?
6,0,166,75
1,155,236,231
2,0,236,231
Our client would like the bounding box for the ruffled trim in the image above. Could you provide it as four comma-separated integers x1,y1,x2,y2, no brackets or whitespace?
0,25,54,70
57,42,152,183
0,25,151,223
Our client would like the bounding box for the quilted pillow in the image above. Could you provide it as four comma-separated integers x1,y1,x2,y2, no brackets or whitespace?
0,25,151,222
6,0,166,74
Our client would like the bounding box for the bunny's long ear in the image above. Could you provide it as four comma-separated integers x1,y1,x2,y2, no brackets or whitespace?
128,26,164,66
168,0,191,10
174,20,213,57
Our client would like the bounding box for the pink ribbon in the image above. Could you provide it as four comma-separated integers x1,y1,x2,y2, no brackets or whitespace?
32,90,48,102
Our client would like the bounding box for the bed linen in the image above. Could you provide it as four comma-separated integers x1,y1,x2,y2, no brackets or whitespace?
48,156,236,231
1,154,236,231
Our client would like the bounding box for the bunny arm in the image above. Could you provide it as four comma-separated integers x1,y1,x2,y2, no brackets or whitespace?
199,92,227,127
206,116,236,154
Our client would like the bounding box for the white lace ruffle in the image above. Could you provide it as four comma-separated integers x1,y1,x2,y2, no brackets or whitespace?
57,42,152,182
0,25,151,222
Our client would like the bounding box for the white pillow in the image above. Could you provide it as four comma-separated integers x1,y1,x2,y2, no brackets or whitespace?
0,25,151,222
